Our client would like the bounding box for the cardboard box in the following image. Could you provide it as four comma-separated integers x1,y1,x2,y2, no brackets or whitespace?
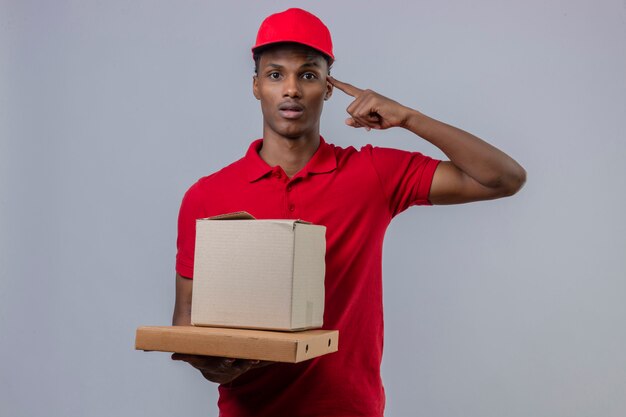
135,326,339,363
191,211,326,331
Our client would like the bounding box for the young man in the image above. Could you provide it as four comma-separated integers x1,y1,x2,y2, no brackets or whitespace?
172,8,526,417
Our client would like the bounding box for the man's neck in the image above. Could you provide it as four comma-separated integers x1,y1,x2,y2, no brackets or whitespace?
258,134,320,179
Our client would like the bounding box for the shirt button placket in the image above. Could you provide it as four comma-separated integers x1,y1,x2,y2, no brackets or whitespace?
286,181,296,216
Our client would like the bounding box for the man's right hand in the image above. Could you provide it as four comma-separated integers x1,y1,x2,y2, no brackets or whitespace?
171,353,272,384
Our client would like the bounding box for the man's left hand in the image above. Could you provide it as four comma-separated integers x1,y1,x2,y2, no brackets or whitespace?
328,76,414,131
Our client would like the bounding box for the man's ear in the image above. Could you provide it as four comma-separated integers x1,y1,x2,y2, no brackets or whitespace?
253,75,260,100
324,77,333,101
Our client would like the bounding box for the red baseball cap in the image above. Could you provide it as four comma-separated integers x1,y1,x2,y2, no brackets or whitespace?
252,8,334,60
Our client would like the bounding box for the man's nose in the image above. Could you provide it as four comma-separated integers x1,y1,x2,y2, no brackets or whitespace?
283,75,302,98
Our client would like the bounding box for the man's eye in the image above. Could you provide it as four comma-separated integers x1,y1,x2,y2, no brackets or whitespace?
302,73,317,80
268,72,280,79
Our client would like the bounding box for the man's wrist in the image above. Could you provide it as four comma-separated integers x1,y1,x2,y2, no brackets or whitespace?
402,108,428,133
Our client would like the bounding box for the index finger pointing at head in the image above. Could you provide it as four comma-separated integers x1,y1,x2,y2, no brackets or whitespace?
328,76,363,97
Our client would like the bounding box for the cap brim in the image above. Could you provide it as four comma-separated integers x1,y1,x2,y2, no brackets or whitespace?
251,40,334,61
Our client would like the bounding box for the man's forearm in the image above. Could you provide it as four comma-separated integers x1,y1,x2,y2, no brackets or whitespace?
172,273,193,326
172,305,191,326
403,109,526,194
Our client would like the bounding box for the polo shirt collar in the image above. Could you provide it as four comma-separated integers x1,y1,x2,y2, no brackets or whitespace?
244,136,337,182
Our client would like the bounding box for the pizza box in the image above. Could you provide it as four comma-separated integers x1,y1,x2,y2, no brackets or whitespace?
135,325,339,363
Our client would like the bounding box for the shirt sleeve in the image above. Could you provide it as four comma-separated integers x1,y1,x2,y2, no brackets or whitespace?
363,145,441,217
175,182,206,279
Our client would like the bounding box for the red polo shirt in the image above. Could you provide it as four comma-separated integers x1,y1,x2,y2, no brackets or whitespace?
176,136,440,417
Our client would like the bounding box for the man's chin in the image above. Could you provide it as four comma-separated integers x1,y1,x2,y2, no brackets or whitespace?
275,127,310,140
283,132,306,140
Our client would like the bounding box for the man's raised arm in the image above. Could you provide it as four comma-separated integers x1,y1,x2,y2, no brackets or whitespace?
328,76,526,205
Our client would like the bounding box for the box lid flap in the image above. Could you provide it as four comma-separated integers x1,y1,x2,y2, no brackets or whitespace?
204,211,256,220
198,211,312,225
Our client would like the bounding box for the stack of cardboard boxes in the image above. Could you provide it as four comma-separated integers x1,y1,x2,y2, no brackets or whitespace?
135,212,339,363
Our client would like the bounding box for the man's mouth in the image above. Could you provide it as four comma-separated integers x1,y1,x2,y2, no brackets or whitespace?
278,102,304,119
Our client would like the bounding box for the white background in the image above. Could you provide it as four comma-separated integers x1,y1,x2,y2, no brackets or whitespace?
1,1,625,416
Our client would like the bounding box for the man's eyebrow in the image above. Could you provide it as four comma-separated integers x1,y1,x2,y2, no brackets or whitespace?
263,60,322,70
300,60,322,69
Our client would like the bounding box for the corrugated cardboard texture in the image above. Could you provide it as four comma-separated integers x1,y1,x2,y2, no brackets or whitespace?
192,215,326,331
135,326,339,363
